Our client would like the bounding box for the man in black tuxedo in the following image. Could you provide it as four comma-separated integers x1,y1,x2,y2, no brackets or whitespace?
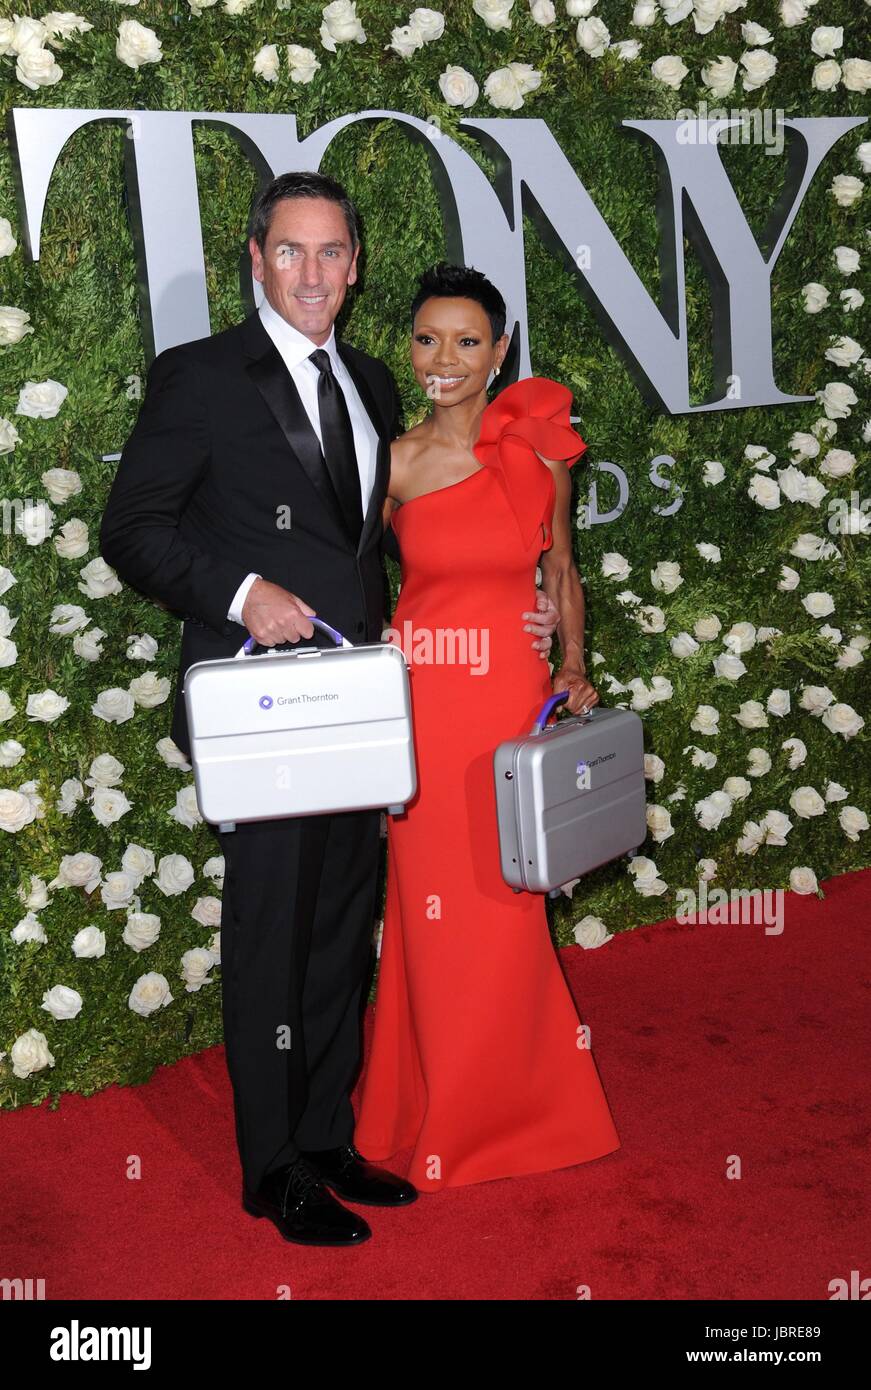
100,171,559,1247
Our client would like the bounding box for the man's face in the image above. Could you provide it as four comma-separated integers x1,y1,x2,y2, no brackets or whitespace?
249,196,359,346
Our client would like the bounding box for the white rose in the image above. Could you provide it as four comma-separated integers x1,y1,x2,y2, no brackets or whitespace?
41,984,83,1020
789,786,826,818
576,16,610,55
702,55,738,97
631,2,658,27
802,591,835,618
840,288,864,311
695,790,734,831
42,12,95,40
253,44,280,81
812,58,841,91
670,631,699,658
78,556,122,598
181,947,216,992
733,700,768,728
26,688,69,722
483,67,521,109
15,500,56,546
740,49,777,91
86,753,124,788
18,874,50,910
612,38,642,59
662,0,692,22
73,627,105,662
49,604,89,636
842,59,871,93
779,0,811,29
567,0,598,14
697,858,718,881
386,23,424,57
122,843,156,884
129,671,170,707
817,380,858,418
169,784,203,829
472,0,513,31
644,753,665,783
286,44,320,82
16,46,63,90
54,518,90,558
825,334,864,366
829,174,863,208
747,748,772,776
51,851,102,892
650,560,683,594
11,912,47,944
811,25,843,57
10,16,47,52
691,704,720,736
635,605,666,634
713,651,746,680
789,866,819,894
748,473,781,509
154,853,195,896
833,245,860,275
741,22,772,45
767,688,791,717
646,804,674,842
0,787,38,832
799,683,834,715
10,1028,55,1079
650,55,688,89
696,543,721,563
126,633,159,661
801,281,829,313
724,621,756,653
0,305,33,345
71,925,106,958
203,855,226,884
191,895,223,927
438,64,479,106
573,915,612,948
722,776,751,801
782,739,806,770
789,432,821,461
529,0,556,23
761,809,792,844
128,971,174,1016
694,615,722,641
824,780,848,801
156,736,192,770
839,805,868,841
123,911,162,952
820,702,864,738
116,19,163,68
601,551,631,581
91,787,133,827
92,687,136,723
409,8,445,41
0,738,25,766
41,466,82,504
99,870,137,910
789,533,826,561
856,141,871,174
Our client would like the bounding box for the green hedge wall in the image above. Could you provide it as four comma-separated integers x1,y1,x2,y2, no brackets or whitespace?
0,0,868,1107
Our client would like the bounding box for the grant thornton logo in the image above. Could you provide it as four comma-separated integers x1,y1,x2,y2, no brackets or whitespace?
259,695,273,709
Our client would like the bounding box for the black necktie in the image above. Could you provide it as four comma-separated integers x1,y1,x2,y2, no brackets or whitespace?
308,348,364,542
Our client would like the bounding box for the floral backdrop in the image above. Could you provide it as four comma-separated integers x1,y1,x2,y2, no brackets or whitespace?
0,0,868,1105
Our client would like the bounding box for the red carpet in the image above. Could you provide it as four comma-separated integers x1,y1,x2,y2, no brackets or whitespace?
2,867,869,1301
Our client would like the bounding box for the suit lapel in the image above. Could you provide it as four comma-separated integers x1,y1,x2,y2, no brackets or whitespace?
241,309,389,558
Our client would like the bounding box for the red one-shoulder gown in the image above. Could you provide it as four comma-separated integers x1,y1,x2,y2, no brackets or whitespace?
354,376,621,1189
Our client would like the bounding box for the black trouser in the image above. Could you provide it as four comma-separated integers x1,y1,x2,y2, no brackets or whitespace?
210,806,382,1193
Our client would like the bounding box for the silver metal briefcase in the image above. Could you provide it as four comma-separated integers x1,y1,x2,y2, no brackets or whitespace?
183,616,416,832
494,691,647,895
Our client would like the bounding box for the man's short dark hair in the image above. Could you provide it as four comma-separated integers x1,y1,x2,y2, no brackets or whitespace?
250,171,362,254
410,261,507,344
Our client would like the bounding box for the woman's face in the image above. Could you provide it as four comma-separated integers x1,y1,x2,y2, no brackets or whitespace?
411,295,508,405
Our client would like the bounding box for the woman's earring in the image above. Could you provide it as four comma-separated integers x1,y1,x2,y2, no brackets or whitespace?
494,365,501,376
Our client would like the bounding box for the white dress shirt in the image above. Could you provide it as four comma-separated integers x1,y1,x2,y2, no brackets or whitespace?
226,295,380,626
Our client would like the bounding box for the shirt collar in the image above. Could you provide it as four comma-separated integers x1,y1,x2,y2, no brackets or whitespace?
258,293,339,371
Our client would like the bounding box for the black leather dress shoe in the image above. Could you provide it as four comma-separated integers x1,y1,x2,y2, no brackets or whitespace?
300,1143,418,1206
242,1157,371,1245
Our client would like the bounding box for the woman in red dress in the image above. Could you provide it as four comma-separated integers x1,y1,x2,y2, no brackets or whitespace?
354,263,620,1189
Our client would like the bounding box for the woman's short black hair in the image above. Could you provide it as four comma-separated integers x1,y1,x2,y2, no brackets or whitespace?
410,261,507,344
251,171,361,254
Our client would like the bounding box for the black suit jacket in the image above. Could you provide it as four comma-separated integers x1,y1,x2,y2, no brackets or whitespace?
100,307,404,758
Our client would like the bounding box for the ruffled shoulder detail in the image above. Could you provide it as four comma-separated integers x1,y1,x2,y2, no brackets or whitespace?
472,376,587,549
